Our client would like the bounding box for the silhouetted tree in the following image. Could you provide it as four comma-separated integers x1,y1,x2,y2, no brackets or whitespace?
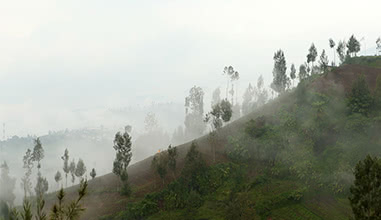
69,160,76,186
34,171,49,197
75,159,87,181
167,145,178,179
54,171,62,189
271,49,289,94
347,35,361,57
290,64,296,87
329,38,336,66
113,129,133,195
223,66,239,99
319,49,329,72
337,40,347,64
32,138,44,171
376,37,381,55
349,155,381,219
61,149,70,188
307,43,318,71
90,168,97,180
298,64,308,82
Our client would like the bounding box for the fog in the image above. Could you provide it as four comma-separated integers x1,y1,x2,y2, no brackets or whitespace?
0,0,381,208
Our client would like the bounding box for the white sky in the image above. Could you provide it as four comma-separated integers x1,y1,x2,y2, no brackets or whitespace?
0,0,380,136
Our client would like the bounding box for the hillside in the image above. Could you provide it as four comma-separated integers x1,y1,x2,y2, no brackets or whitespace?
44,60,381,220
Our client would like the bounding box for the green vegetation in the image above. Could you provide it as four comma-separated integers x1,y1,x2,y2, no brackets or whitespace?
349,155,381,219
112,128,133,196
103,68,381,219
344,56,381,68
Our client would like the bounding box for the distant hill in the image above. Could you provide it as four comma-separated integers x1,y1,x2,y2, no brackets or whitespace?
43,58,381,220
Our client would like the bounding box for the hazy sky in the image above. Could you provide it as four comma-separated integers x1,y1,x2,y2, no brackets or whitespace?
0,0,380,136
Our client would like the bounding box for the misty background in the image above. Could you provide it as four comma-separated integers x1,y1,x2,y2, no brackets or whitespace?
0,0,380,204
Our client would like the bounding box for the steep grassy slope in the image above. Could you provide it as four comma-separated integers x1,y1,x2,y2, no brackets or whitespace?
44,60,381,220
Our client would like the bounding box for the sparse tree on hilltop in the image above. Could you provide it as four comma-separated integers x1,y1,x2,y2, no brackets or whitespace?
329,38,336,66
319,49,329,72
90,168,97,180
347,35,361,57
298,64,308,82
376,37,381,55
271,49,289,94
307,43,318,71
337,40,347,64
223,66,239,99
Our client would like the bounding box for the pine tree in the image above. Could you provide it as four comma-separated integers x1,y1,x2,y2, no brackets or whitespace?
349,155,381,219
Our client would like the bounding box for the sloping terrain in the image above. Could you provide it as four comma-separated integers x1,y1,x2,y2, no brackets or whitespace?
44,61,381,220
